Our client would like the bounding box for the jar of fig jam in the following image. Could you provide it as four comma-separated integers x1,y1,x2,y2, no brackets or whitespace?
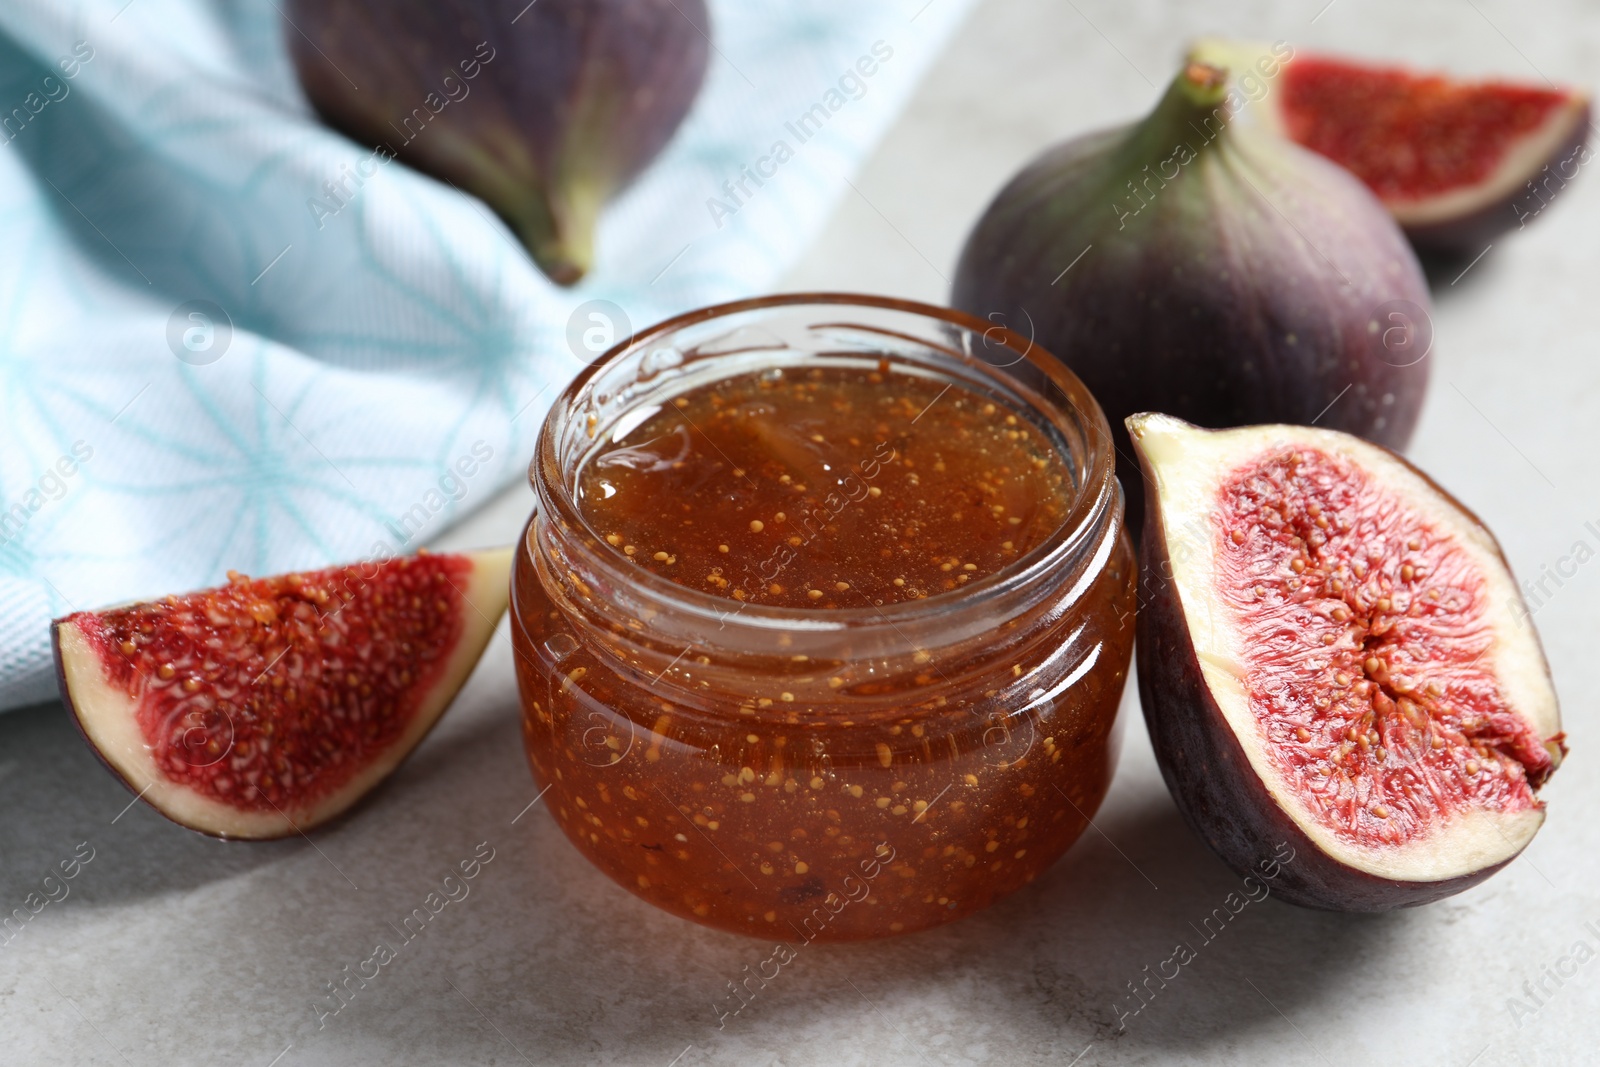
513,294,1135,941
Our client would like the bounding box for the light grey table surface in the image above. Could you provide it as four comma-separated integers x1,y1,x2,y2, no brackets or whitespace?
5,1,1597,1064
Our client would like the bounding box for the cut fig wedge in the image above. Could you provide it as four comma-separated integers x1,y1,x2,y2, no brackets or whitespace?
1193,39,1590,252
53,548,512,839
1129,414,1563,909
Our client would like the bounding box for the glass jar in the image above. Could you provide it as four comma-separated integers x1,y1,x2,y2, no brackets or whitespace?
513,294,1135,941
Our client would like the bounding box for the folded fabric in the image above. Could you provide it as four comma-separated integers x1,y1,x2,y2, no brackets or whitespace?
0,0,972,710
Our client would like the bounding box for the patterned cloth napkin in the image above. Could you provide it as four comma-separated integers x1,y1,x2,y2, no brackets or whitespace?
0,0,972,710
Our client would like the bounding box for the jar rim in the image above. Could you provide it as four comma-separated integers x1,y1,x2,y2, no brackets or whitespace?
530,292,1119,634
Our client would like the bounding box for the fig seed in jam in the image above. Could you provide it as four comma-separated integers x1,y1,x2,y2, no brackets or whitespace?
575,364,1073,608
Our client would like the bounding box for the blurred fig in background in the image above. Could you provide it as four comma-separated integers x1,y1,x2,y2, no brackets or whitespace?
952,60,1432,531
1193,39,1591,255
287,0,711,285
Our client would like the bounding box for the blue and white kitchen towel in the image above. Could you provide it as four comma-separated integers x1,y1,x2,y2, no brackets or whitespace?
0,0,973,710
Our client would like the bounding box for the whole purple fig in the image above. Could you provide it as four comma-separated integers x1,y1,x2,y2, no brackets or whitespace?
952,61,1432,530
287,0,710,285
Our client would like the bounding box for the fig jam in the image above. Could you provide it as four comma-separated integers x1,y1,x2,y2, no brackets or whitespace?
574,365,1073,609
514,296,1136,941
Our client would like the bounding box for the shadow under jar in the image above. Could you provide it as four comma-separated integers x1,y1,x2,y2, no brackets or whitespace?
513,294,1136,941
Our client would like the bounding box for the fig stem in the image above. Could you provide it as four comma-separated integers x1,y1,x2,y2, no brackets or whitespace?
1114,60,1238,172
1156,60,1233,126
1181,61,1230,98
503,182,601,288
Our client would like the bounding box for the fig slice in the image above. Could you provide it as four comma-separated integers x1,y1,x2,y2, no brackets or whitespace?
1196,39,1590,252
1130,413,1564,910
52,548,512,840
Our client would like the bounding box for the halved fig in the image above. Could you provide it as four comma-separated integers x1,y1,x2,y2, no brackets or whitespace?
1194,39,1590,252
1130,413,1563,910
53,548,512,839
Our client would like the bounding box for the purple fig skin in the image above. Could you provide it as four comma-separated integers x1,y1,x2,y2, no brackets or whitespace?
1132,430,1521,911
952,65,1432,532
1401,102,1591,256
286,0,710,285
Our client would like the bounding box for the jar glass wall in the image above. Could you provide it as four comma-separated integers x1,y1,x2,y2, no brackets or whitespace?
513,294,1136,941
